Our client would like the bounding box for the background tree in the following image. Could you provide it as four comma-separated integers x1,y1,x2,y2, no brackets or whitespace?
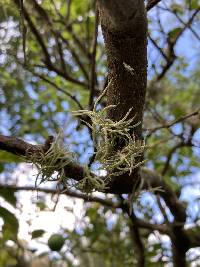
0,0,200,266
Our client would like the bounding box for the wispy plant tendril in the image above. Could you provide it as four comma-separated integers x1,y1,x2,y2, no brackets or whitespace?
73,80,146,178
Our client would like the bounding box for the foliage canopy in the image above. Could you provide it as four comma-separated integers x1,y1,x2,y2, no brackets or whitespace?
0,0,200,266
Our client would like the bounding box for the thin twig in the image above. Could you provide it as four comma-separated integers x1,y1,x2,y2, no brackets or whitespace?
19,0,27,65
0,183,119,208
146,0,161,11
173,11,200,41
161,142,186,176
146,109,200,134
148,33,168,61
119,195,145,267
15,0,88,88
155,8,200,81
31,71,84,110
66,0,72,22
89,3,99,108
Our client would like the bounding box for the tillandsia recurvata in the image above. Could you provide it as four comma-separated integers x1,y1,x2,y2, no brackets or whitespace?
25,78,146,194
73,79,146,184
25,131,76,187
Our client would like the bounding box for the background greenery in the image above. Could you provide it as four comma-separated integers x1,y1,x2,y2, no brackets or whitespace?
0,0,199,266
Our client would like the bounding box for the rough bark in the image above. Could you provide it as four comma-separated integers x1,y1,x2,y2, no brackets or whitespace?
98,0,147,138
97,0,147,190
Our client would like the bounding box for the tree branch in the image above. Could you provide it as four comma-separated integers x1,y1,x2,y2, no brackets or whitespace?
0,181,170,235
0,183,119,208
146,0,161,11
89,3,99,108
120,195,145,267
0,134,186,224
186,226,200,248
155,8,200,81
14,0,88,88
27,69,84,110
146,109,200,134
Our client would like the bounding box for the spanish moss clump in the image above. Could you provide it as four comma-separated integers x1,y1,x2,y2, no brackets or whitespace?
26,132,75,186
73,81,146,178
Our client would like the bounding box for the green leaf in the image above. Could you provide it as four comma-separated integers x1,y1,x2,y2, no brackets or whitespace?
186,0,199,9
0,187,17,207
171,4,183,13
36,201,47,211
0,151,22,163
0,164,4,173
31,229,45,239
168,27,182,42
0,207,19,240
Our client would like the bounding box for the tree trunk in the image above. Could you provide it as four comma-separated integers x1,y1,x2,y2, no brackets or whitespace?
98,0,147,137
97,0,147,190
172,244,187,267
171,226,190,267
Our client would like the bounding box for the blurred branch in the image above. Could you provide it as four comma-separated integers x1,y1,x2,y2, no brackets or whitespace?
13,55,84,110
146,108,200,135
151,8,200,81
0,183,119,208
66,0,72,22
68,26,91,60
148,33,168,61
129,218,145,267
119,194,170,267
49,1,91,60
159,4,200,41
173,11,200,42
186,227,200,248
28,69,84,110
141,168,186,223
32,0,89,81
15,0,50,63
157,195,170,223
14,0,88,88
56,36,67,71
161,141,191,176
120,195,145,267
146,0,161,11
161,129,197,180
0,183,170,234
133,215,168,234
32,0,90,82
89,3,99,108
